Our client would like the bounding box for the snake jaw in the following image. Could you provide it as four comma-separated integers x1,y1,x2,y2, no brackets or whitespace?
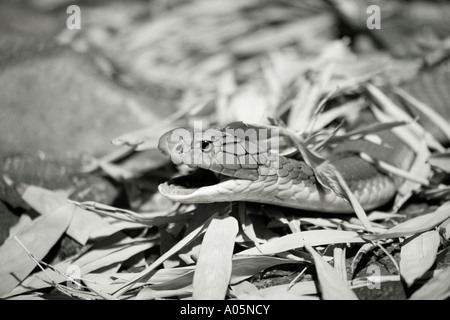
157,125,263,202
158,170,254,203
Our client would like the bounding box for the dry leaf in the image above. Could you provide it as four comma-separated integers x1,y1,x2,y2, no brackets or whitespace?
333,245,347,282
22,186,121,245
112,212,217,298
428,152,450,173
363,201,450,241
332,167,374,231
144,266,194,286
228,86,269,124
312,99,363,132
149,270,195,292
230,256,299,284
0,204,75,297
231,15,335,56
395,88,450,142
21,185,67,214
400,230,440,287
136,287,192,300
305,244,358,300
7,214,32,241
229,281,258,298
238,205,265,245
7,232,155,297
68,206,122,245
138,256,299,299
111,120,186,151
193,215,238,300
237,230,364,256
440,218,450,240
82,273,129,296
351,242,377,273
409,267,450,300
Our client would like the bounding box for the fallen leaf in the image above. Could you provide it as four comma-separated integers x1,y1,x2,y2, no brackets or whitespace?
236,230,364,256
0,203,75,297
395,88,450,142
66,206,121,245
20,185,67,215
333,245,347,282
440,218,450,240
111,212,217,298
7,214,32,240
363,201,450,241
135,287,192,300
428,152,450,173
229,281,258,298
230,256,298,284
305,244,358,300
193,215,238,300
141,256,297,296
22,186,121,245
351,242,377,273
400,230,440,287
6,232,156,297
409,267,450,300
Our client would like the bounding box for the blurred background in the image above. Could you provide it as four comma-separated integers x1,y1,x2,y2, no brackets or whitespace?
0,0,449,299
1,0,449,158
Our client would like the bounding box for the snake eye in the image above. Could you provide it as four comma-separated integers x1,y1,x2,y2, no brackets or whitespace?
201,140,214,153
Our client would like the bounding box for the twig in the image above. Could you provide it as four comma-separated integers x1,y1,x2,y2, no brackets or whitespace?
287,266,309,290
13,236,69,295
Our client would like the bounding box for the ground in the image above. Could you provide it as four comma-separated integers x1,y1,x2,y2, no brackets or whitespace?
0,0,450,301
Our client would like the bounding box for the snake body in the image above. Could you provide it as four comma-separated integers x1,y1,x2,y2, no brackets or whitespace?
158,121,414,213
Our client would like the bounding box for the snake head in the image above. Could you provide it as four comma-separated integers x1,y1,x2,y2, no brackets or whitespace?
157,122,286,203
158,123,281,179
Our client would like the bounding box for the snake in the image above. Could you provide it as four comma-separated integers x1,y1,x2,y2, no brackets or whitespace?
157,120,416,213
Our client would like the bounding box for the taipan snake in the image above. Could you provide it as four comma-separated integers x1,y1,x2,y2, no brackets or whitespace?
157,119,416,213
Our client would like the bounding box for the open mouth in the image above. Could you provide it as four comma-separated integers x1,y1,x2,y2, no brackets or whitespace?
159,168,235,196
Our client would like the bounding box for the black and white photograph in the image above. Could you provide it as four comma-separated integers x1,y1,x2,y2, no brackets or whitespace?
0,0,449,305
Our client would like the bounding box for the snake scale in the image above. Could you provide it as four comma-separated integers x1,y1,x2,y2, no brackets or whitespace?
157,119,415,213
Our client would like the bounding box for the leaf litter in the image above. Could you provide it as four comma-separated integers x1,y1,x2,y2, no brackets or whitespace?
2,0,450,300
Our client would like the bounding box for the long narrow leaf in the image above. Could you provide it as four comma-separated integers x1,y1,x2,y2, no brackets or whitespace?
7,232,155,297
410,267,450,300
305,244,358,300
237,230,364,256
112,212,218,298
395,88,450,142
363,201,450,241
0,204,75,297
193,215,238,300
400,231,440,287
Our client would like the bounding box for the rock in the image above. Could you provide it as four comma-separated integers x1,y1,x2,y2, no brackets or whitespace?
0,2,167,158
0,33,164,157
0,2,62,38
